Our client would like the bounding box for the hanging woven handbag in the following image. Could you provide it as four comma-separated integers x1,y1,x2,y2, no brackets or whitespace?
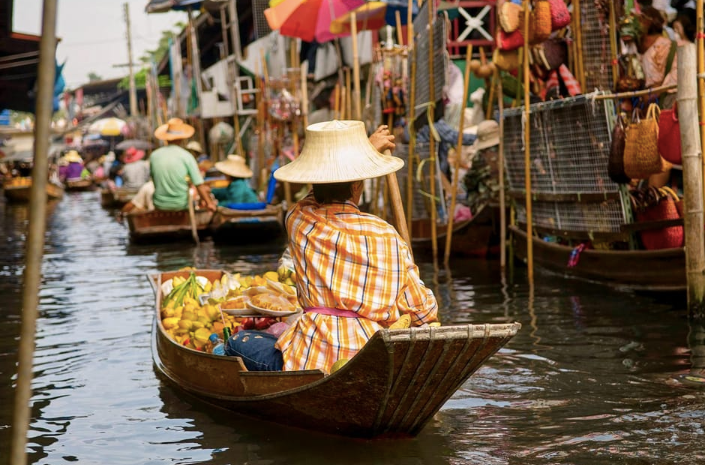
530,0,553,44
547,0,571,30
498,28,525,51
499,1,523,33
608,115,631,184
635,187,684,250
658,102,682,165
541,38,567,70
624,105,665,179
493,48,521,72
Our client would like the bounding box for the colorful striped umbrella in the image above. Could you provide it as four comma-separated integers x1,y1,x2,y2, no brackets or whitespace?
264,0,365,43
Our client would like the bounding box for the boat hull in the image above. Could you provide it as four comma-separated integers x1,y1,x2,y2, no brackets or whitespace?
152,270,520,438
127,210,213,243
210,205,284,243
100,188,137,208
511,225,686,291
65,179,95,192
411,204,502,257
3,178,64,202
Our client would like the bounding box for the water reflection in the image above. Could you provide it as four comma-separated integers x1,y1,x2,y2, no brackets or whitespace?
1,192,704,464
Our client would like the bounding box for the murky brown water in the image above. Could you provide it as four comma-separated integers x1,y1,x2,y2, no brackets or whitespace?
1,191,704,465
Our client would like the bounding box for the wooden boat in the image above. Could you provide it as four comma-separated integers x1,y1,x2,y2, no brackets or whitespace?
126,209,213,243
3,177,64,202
64,178,95,192
411,204,502,257
210,204,285,242
100,187,137,209
510,225,686,292
151,269,520,438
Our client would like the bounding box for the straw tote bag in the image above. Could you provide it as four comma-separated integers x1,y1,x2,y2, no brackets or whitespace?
634,187,684,250
624,105,666,179
658,102,682,165
608,115,631,184
493,48,520,71
547,0,571,30
499,1,523,33
530,0,553,44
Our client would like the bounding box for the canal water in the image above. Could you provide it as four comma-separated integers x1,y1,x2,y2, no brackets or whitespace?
1,192,704,465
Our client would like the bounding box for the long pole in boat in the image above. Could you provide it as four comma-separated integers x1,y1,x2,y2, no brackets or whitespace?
697,0,705,205
351,12,362,120
427,0,439,265
444,45,473,264
497,71,507,269
9,1,57,464
522,0,534,284
227,0,244,156
406,0,416,239
677,44,705,316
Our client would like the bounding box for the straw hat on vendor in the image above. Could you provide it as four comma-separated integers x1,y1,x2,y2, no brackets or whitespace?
154,118,195,142
473,120,500,151
274,120,403,184
64,150,83,163
215,155,253,179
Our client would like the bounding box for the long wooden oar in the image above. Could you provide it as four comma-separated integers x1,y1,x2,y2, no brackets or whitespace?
384,149,411,247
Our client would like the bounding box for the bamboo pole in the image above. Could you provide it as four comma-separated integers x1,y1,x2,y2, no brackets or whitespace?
678,44,705,316
522,0,534,284
497,72,507,269
593,84,678,100
301,62,309,129
427,0,439,264
345,68,352,119
444,45,473,264
573,0,586,91
395,10,403,45
351,12,362,120
697,0,705,205
406,31,417,239
385,149,412,246
608,0,619,88
10,1,56,464
333,83,341,119
407,0,414,46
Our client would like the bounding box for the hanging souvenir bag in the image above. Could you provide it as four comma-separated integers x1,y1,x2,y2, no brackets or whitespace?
608,114,631,184
541,38,567,70
634,187,684,250
530,0,553,44
498,28,525,51
624,104,665,179
499,1,523,33
658,102,682,165
547,0,571,30
493,48,521,72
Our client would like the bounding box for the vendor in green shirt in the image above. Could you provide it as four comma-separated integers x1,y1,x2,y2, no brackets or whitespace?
150,118,216,212
211,155,259,206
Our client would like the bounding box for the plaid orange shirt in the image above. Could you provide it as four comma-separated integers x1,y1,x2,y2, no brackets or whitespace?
275,193,438,373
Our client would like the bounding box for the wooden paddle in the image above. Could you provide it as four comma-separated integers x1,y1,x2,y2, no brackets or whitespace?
383,149,411,246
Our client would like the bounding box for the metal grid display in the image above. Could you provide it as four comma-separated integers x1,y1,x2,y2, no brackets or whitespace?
252,0,273,39
504,94,628,234
580,2,613,92
409,1,446,122
394,142,444,221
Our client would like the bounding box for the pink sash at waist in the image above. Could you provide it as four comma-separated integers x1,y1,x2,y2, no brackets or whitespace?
304,307,361,319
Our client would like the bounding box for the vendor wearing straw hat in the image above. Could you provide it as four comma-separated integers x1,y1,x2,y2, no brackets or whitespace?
150,118,216,212
211,155,259,206
225,121,438,373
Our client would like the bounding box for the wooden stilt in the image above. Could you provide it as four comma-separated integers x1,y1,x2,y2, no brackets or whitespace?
406,21,416,238
697,0,705,205
522,0,534,284
497,71,507,269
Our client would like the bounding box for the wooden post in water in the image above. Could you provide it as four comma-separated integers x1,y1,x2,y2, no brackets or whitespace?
427,0,439,265
678,44,705,316
10,1,57,464
497,72,507,269
522,0,534,284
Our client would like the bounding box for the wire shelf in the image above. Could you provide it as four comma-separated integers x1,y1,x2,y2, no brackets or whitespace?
252,0,273,39
409,1,446,122
580,2,613,92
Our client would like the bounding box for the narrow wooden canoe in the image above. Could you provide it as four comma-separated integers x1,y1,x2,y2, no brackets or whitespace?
126,209,213,243
410,204,502,257
511,225,686,292
3,177,64,202
65,178,95,192
151,269,520,438
100,187,138,209
210,205,285,242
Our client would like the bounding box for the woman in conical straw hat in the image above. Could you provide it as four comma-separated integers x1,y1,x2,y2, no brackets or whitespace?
225,121,439,373
149,118,216,212
211,154,259,206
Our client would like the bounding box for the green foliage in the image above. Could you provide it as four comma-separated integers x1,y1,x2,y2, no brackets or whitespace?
87,71,102,82
139,21,186,65
118,69,171,90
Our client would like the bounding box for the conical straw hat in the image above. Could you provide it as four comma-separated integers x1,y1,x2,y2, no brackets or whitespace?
274,120,404,184
154,118,195,141
215,155,253,178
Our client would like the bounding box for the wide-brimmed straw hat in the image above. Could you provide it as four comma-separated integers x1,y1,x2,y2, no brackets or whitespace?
64,150,83,163
124,146,145,164
154,118,195,141
274,120,404,184
473,120,500,151
186,141,203,153
214,155,253,178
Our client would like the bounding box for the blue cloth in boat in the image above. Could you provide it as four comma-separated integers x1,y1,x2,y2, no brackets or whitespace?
225,330,283,371
211,178,259,206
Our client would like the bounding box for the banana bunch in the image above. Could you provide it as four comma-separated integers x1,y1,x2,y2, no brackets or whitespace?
277,265,297,287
